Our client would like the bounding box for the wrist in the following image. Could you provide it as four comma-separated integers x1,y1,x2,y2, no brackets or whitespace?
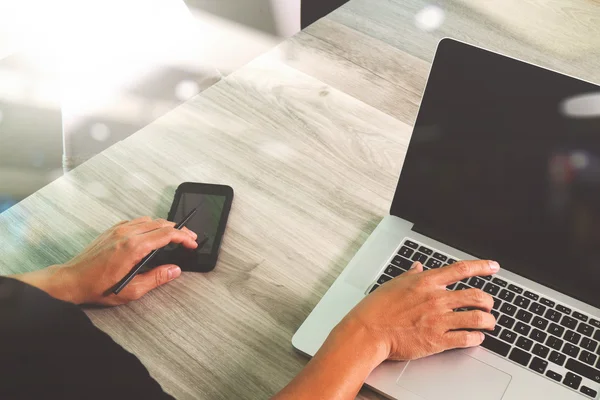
331,316,390,368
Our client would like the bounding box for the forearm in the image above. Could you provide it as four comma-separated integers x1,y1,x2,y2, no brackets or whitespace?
8,265,78,304
273,319,387,400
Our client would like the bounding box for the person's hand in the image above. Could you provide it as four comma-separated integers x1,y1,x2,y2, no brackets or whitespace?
54,217,198,306
338,260,499,362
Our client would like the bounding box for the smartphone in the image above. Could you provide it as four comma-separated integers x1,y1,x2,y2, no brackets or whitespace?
151,182,233,272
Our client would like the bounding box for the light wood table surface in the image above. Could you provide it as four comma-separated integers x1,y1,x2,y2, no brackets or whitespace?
1,0,599,398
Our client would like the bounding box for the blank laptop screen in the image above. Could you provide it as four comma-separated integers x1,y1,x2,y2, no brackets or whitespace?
391,39,600,309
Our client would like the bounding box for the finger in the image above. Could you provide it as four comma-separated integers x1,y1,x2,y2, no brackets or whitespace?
130,219,176,235
403,262,424,275
135,227,199,255
443,331,485,350
180,226,198,240
432,260,499,286
129,216,153,225
444,289,494,311
445,310,496,331
120,265,182,300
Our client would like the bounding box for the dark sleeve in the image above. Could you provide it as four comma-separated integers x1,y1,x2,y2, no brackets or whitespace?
0,277,174,400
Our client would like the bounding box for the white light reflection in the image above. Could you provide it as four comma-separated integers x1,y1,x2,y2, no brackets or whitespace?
90,123,111,142
175,80,200,101
560,93,600,118
570,152,589,170
415,6,445,32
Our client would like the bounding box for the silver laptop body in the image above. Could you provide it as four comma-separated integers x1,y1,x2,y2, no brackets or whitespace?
293,39,600,400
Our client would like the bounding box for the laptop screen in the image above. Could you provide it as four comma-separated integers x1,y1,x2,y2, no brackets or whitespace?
391,39,600,309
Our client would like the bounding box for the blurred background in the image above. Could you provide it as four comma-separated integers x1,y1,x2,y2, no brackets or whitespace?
1,0,599,214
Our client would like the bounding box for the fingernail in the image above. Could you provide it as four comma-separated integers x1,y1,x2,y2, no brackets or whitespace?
479,332,485,342
410,262,417,269
489,261,500,272
168,266,181,280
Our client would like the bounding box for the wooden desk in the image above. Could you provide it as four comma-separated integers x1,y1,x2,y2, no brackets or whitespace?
1,0,599,398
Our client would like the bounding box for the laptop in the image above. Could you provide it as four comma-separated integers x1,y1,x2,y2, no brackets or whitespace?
292,38,600,400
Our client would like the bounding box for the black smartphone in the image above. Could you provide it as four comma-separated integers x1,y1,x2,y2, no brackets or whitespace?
152,182,233,272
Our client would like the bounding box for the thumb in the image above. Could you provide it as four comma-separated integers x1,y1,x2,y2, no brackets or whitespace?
404,262,423,275
135,264,182,292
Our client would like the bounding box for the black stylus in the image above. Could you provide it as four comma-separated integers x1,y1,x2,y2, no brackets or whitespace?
112,207,198,294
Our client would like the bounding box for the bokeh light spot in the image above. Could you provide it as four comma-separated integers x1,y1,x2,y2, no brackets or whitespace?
570,152,589,170
175,80,200,101
90,123,111,142
415,5,445,32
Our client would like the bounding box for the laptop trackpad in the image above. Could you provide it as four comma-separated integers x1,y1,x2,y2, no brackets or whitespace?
397,351,511,400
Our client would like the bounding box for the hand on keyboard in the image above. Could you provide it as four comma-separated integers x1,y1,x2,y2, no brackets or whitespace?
339,260,500,362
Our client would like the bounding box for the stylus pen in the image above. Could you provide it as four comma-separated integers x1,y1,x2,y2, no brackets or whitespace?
112,208,199,295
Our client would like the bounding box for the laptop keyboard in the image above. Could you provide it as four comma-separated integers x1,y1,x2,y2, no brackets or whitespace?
369,238,600,399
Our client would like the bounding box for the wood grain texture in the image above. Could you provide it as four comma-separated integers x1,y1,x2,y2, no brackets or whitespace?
1,0,600,399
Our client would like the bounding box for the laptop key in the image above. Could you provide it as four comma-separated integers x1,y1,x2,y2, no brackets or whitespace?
397,246,414,258
524,291,539,301
447,258,457,265
377,274,393,285
480,275,492,281
573,312,588,322
546,336,564,350
516,309,533,324
446,283,457,290
492,297,502,310
392,256,413,270
500,303,517,317
481,334,511,356
529,357,548,374
508,347,531,366
411,252,428,263
500,329,517,344
487,324,502,337
507,284,523,294
369,284,380,293
492,277,507,287
385,265,404,277
532,316,549,330
515,321,531,336
483,282,500,296
581,337,598,352
549,350,566,366
563,372,582,390
548,323,565,338
594,330,600,342
469,277,486,289
530,328,547,343
579,350,597,366
565,359,600,384
581,386,597,398
546,370,562,382
418,245,433,255
491,310,500,320
590,319,600,329
556,305,571,314
539,298,555,308
404,240,419,249
545,309,562,323
514,295,531,309
533,343,550,358
498,289,515,302
529,302,546,316
425,258,442,269
561,316,578,329
432,252,447,262
565,330,582,345
577,323,594,337
516,336,533,351
563,343,580,358
456,283,469,290
498,315,515,329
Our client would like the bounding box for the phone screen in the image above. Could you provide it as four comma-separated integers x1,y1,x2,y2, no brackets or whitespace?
172,193,226,254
